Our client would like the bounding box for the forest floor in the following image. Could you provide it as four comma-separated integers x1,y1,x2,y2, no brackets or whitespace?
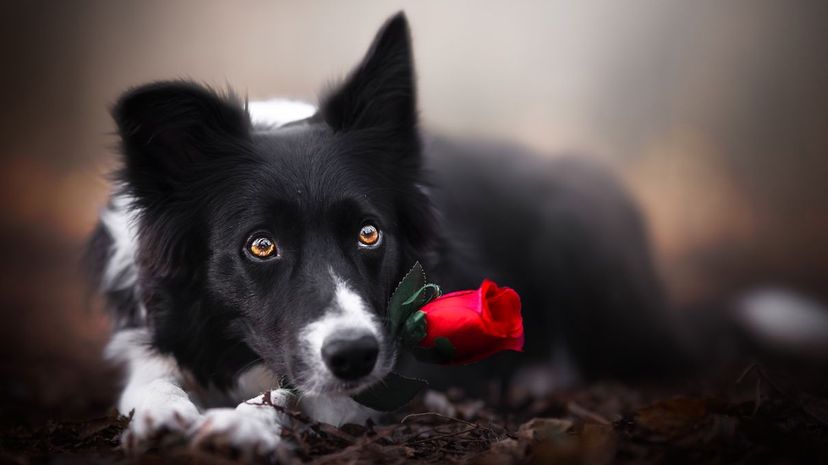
1,363,827,465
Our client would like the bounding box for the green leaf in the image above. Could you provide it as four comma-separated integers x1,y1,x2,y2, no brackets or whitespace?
400,310,427,348
388,262,426,337
351,372,428,412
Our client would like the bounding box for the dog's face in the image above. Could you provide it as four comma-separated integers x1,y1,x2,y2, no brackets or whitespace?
202,124,418,395
114,14,433,395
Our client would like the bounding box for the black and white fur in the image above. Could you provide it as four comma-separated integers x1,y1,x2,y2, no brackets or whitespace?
88,13,695,453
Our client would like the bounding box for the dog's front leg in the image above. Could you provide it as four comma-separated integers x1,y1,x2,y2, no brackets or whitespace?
191,389,293,458
107,330,203,451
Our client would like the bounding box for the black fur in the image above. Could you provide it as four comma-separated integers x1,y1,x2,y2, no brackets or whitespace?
89,12,690,396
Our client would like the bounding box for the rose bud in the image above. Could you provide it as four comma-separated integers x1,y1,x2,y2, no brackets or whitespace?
402,279,524,365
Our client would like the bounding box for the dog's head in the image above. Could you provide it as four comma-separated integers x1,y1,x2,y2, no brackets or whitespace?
114,13,434,395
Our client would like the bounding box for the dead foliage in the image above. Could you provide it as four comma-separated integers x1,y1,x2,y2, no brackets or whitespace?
1,365,827,465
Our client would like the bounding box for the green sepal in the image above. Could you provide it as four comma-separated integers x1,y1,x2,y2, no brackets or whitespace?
387,262,426,337
409,336,456,364
402,283,441,310
400,310,427,348
351,372,428,412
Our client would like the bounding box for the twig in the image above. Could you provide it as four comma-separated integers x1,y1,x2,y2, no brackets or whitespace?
405,426,480,445
735,362,759,384
567,401,611,425
752,377,762,417
736,363,764,416
400,411,476,428
736,362,828,426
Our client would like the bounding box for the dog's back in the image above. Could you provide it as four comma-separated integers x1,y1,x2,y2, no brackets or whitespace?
395,135,693,393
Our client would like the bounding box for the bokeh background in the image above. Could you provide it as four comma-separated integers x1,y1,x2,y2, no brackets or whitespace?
2,0,827,424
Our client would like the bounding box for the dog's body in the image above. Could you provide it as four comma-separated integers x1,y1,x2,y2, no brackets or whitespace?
88,13,689,452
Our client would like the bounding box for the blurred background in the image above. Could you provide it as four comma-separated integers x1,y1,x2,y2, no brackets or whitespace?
2,0,827,424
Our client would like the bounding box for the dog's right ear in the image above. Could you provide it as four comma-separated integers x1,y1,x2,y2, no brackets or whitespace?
113,81,250,201
112,81,250,277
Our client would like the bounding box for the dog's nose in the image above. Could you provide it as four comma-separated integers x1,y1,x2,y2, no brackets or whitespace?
321,333,379,380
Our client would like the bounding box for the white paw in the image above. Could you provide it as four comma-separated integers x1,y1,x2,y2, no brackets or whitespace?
190,399,284,458
121,381,202,451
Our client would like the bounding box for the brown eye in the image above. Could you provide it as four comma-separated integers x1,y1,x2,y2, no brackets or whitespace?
358,224,381,248
247,234,277,259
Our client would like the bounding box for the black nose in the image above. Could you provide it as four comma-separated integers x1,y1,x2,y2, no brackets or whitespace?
321,333,379,380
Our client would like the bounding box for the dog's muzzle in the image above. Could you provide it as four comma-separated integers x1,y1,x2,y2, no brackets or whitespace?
321,329,379,380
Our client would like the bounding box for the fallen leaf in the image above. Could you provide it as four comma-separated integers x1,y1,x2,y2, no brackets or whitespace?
634,397,709,441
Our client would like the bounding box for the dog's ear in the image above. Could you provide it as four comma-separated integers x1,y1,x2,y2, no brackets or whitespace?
113,81,250,200
320,13,432,255
319,12,417,133
112,82,251,277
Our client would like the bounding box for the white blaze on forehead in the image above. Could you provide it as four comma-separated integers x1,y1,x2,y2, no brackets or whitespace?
247,99,316,127
302,274,380,349
333,278,377,327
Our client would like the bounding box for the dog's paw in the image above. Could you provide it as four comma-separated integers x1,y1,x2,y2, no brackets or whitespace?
190,404,283,459
121,381,202,452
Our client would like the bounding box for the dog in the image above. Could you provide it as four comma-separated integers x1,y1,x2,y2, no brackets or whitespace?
87,12,696,453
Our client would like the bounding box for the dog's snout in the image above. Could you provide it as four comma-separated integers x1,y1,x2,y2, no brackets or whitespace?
321,333,379,380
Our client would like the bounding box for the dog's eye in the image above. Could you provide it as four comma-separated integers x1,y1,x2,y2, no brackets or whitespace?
246,234,278,259
358,224,382,248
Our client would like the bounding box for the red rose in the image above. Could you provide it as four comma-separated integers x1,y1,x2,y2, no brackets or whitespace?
353,267,525,412
404,279,524,365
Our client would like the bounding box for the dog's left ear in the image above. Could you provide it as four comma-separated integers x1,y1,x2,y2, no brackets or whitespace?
319,12,417,133
321,13,435,254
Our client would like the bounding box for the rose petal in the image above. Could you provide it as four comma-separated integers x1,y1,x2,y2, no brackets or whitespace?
480,280,523,338
415,279,525,365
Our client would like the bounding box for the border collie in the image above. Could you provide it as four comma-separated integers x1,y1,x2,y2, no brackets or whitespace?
87,12,692,453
